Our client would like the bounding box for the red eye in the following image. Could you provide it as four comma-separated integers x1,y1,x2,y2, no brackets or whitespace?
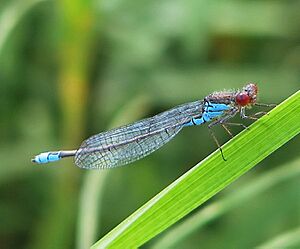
236,93,250,106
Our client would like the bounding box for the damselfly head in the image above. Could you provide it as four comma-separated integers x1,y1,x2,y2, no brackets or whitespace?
235,83,258,107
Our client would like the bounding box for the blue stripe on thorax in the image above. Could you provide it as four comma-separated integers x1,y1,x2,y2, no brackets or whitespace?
184,102,230,127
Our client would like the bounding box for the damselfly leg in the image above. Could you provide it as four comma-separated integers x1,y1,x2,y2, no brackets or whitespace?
207,127,227,161
207,102,274,161
241,103,276,120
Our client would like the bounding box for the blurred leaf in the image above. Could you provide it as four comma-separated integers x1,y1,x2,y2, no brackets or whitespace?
0,0,46,57
257,226,300,249
210,1,295,37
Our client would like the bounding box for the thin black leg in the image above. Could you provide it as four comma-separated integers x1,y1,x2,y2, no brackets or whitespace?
221,124,233,138
208,126,227,161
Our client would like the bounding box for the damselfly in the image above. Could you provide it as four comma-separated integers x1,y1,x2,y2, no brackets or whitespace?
32,83,273,169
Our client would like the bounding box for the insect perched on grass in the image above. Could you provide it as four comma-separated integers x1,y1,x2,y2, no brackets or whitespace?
32,83,274,169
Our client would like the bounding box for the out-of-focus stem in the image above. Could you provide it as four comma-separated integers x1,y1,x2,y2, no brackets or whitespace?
30,1,96,249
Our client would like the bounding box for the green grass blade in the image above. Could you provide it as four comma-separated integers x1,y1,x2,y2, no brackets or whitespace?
257,226,300,248
152,157,300,248
91,90,300,249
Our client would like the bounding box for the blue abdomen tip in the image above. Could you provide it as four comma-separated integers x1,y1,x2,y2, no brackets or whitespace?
32,152,61,164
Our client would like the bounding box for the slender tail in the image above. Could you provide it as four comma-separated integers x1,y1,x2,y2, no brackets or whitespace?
31,150,77,164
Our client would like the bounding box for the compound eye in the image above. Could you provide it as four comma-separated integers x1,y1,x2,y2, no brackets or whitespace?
236,93,250,106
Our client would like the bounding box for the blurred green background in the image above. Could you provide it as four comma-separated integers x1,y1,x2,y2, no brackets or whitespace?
0,0,299,248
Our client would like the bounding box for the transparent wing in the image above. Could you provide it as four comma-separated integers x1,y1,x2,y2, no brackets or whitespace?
75,100,203,169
